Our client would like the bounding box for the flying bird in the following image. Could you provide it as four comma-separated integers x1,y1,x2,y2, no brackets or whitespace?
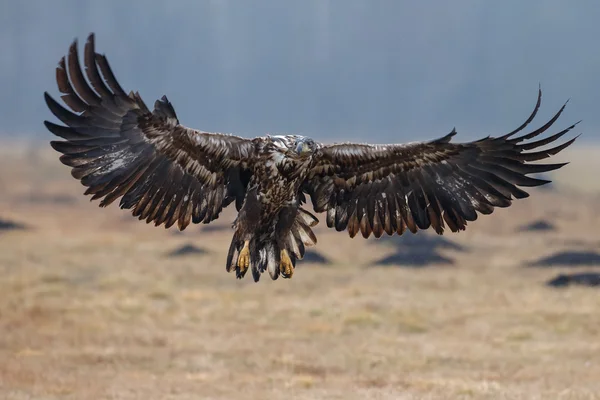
44,34,579,282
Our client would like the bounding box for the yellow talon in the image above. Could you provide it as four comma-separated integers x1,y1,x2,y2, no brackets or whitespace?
280,249,294,278
237,241,250,273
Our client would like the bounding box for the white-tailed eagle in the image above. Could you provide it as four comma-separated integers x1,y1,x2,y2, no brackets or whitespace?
44,34,579,281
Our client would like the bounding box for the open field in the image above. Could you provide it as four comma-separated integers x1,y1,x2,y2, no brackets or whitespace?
0,142,599,399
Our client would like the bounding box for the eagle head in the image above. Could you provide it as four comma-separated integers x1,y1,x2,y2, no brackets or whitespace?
294,137,317,156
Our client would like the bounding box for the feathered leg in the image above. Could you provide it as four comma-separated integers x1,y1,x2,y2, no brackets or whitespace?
237,240,250,275
226,235,251,279
226,206,319,281
275,206,300,279
227,186,261,279
279,248,295,278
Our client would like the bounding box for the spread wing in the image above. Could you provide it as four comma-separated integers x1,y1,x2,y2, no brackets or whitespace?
44,34,256,230
303,89,579,238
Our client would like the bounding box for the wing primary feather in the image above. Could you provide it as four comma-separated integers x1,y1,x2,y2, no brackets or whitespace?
45,92,89,128
508,100,569,144
498,86,542,140
492,136,578,162
56,57,87,113
460,164,529,199
44,121,89,140
517,124,577,151
83,33,115,99
94,53,128,98
67,39,101,106
478,156,568,175
470,162,550,187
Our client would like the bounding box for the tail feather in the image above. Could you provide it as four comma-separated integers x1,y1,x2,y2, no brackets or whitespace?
287,229,303,259
251,244,263,282
298,208,319,227
290,224,306,259
264,242,280,280
226,235,250,279
294,220,318,246
286,208,318,260
252,244,271,282
226,207,320,282
226,235,241,273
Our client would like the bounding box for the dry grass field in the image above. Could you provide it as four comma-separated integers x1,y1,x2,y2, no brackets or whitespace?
0,141,599,399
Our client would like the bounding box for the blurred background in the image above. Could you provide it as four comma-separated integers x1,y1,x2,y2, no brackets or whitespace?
1,1,599,399
2,0,600,143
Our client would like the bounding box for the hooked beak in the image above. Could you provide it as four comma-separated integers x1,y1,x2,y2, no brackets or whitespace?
295,141,310,155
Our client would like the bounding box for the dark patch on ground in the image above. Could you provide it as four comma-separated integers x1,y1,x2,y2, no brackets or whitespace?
167,244,208,257
0,217,27,232
517,220,556,233
547,272,600,288
200,224,232,233
374,251,454,268
371,232,464,267
373,231,466,252
300,250,331,265
527,251,600,267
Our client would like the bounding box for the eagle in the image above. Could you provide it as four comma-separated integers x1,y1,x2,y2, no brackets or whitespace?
44,34,579,282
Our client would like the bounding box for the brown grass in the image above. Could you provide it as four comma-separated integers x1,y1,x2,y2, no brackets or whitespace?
0,142,599,399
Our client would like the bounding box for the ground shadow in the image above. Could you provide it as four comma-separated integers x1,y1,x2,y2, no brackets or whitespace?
166,243,208,257
527,250,600,267
546,272,600,288
369,231,464,267
300,250,331,265
517,220,556,233
373,251,454,268
200,224,232,233
372,231,466,252
170,223,231,236
0,217,27,232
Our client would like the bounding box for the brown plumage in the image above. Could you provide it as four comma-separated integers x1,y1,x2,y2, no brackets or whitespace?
44,34,579,282
303,100,579,239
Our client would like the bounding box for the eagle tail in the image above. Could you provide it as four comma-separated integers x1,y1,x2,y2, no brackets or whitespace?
273,208,319,279
287,208,319,260
256,241,281,281
227,208,320,282
226,234,280,282
226,233,243,275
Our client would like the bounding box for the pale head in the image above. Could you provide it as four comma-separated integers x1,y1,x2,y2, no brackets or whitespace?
270,135,319,158
293,137,318,156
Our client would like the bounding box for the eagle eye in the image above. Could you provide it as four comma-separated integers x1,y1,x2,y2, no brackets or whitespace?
295,140,312,154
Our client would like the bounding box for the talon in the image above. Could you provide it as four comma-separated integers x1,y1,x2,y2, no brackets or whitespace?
280,249,294,278
237,241,250,274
